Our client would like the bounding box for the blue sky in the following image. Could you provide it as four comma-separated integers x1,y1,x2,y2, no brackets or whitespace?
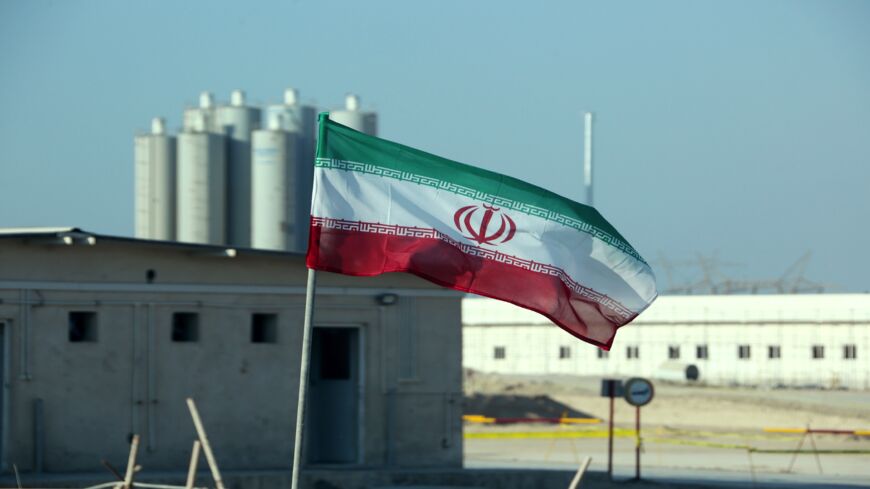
1,0,868,291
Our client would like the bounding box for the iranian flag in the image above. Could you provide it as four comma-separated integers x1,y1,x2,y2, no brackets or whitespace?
306,114,657,349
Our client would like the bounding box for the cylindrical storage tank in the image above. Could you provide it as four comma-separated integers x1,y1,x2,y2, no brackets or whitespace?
183,91,219,133
215,89,262,247
328,93,378,136
176,131,226,245
653,362,701,383
251,129,300,251
262,88,318,250
134,118,177,240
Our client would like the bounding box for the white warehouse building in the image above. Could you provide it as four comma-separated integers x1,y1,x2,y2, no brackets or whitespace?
463,294,870,389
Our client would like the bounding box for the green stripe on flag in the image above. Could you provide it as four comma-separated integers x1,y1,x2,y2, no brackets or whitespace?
321,118,646,264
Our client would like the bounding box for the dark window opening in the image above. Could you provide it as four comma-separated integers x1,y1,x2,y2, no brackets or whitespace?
738,345,751,359
768,345,781,359
627,346,639,359
597,349,609,359
320,329,350,379
668,345,680,360
494,346,506,360
69,311,98,342
172,313,199,342
559,346,571,359
696,345,709,360
844,344,857,360
251,313,278,343
812,345,825,359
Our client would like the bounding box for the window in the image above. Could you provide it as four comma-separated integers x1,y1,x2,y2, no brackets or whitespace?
668,345,680,360
696,345,708,360
844,344,857,360
811,345,825,359
768,345,781,359
737,345,751,359
493,346,506,360
251,313,278,343
559,346,571,359
172,313,199,342
597,349,609,359
626,346,639,359
68,311,97,342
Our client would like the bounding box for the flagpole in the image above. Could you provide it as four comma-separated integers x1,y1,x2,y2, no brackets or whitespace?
291,113,329,489
583,111,593,207
291,268,317,489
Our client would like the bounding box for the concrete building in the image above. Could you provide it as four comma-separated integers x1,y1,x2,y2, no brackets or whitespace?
464,294,870,389
0,228,462,474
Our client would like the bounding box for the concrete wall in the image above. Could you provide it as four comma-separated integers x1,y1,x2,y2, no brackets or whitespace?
0,236,462,473
464,295,870,389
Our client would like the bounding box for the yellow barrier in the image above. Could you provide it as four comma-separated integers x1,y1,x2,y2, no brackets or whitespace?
462,415,495,424
464,428,634,440
763,427,808,434
462,414,601,425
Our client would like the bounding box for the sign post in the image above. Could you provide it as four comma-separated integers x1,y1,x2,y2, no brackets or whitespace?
600,379,623,479
623,377,654,481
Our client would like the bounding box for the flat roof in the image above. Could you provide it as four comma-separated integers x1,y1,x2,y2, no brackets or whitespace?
0,226,304,259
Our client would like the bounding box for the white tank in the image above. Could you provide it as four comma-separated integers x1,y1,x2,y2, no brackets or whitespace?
134,118,177,240
328,93,378,136
183,91,219,133
176,131,226,245
251,129,302,251
216,89,262,247
255,88,318,252
653,362,701,383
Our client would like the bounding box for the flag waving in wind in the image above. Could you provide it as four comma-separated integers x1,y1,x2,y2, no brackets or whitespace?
306,114,657,349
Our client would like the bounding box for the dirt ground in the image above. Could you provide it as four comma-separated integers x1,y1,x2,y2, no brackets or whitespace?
462,370,870,484
464,370,870,431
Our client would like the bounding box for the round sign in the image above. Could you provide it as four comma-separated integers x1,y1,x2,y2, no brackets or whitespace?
624,377,654,407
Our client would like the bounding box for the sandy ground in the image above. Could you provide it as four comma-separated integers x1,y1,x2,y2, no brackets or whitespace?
463,371,870,484
464,370,870,430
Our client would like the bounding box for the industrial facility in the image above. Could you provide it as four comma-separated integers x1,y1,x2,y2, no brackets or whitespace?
135,89,378,252
0,227,462,474
464,294,870,389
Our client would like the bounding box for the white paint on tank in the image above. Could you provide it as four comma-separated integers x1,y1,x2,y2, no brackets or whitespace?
151,117,166,135
199,91,214,109
345,93,360,111
215,100,262,247
177,132,226,245
183,107,218,133
284,88,299,105
266,111,284,131
231,89,246,107
251,129,301,251
135,131,177,240
329,93,377,135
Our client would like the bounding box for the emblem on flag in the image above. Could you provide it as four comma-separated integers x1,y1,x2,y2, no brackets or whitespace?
453,204,517,246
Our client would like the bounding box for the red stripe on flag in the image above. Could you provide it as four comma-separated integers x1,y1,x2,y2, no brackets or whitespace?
306,224,633,350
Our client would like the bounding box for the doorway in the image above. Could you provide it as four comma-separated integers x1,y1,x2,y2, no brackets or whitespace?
0,322,5,466
306,326,361,464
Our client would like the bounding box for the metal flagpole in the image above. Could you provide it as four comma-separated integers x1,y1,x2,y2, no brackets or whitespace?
291,268,318,489
583,112,593,207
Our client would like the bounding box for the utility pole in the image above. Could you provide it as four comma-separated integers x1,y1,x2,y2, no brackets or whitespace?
583,112,594,207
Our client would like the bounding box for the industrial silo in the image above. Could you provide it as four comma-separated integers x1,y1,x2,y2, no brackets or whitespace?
251,112,300,251
134,118,177,240
177,117,227,245
183,92,219,133
328,94,378,136
254,88,317,252
216,89,261,247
